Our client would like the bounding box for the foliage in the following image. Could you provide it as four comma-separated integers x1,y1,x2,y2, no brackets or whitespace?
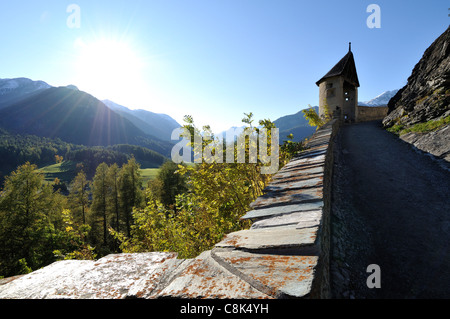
321,99,332,122
68,170,90,225
147,160,187,209
280,133,304,166
66,148,129,178
90,162,110,247
0,132,77,183
53,209,96,261
386,123,405,135
302,104,325,129
387,115,450,136
0,130,166,185
111,190,246,258
108,144,166,167
0,163,67,277
88,158,143,251
112,113,294,258
55,155,64,164
119,157,144,237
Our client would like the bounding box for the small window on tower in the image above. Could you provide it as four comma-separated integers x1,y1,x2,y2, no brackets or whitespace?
327,83,333,89
327,88,335,97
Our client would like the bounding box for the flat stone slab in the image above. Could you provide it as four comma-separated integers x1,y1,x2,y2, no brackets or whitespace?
215,226,318,251
241,201,324,220
282,154,326,170
0,252,182,299
156,251,269,299
250,188,323,209
295,149,327,159
251,209,323,229
270,166,324,183
212,249,318,298
264,176,323,192
305,138,332,148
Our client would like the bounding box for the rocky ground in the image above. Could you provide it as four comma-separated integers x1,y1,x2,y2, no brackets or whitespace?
400,123,450,164
330,121,450,298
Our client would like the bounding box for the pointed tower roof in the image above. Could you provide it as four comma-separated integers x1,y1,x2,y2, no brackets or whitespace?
316,43,360,87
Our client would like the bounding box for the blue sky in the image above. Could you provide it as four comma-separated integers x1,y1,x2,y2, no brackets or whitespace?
0,1,449,132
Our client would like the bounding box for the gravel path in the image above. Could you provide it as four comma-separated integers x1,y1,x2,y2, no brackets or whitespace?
330,121,450,299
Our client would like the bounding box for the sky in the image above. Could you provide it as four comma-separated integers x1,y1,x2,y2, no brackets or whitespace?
0,0,449,132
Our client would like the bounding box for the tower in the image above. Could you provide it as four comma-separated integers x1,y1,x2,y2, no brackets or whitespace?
316,43,360,123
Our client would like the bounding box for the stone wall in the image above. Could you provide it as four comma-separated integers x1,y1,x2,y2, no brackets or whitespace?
356,105,388,122
0,120,340,299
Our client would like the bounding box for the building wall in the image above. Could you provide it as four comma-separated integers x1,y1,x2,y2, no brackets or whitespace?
356,106,388,122
319,77,344,119
319,76,358,122
342,84,357,122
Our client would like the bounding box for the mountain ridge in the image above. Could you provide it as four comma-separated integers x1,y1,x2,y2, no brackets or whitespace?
0,86,173,156
382,25,450,163
359,90,399,107
0,77,180,144
102,99,181,142
0,77,52,110
383,26,450,127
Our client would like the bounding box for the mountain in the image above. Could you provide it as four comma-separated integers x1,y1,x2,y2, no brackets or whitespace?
383,26,450,128
382,26,450,162
0,78,180,144
214,109,317,144
359,90,399,107
214,107,318,144
215,126,246,141
0,87,173,156
273,107,318,142
0,77,51,110
102,100,181,142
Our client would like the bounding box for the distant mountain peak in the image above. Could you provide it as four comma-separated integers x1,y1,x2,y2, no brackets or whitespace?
102,99,181,141
359,90,399,107
0,77,52,110
64,84,79,91
0,77,51,93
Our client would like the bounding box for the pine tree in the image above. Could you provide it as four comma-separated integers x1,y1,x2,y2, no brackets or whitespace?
119,157,143,237
149,160,187,209
0,162,65,277
91,162,110,246
107,164,121,232
68,170,89,225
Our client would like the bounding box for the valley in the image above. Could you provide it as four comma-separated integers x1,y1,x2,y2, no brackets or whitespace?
39,161,160,188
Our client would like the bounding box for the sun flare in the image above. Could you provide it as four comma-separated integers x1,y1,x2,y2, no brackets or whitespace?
74,38,146,101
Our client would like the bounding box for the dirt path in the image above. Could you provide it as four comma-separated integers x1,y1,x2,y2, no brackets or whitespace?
330,121,450,298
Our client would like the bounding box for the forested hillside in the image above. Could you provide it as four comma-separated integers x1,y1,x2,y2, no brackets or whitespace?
0,130,167,184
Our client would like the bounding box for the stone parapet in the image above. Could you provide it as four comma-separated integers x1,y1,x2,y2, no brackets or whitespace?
356,105,388,122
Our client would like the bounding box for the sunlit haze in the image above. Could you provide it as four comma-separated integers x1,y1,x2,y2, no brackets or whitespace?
1,0,448,132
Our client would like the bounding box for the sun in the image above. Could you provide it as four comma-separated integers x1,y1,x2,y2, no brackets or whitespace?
73,37,146,101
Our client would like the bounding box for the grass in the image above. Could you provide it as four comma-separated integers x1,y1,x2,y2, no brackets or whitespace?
38,161,160,187
140,168,160,187
38,161,78,184
387,115,450,136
